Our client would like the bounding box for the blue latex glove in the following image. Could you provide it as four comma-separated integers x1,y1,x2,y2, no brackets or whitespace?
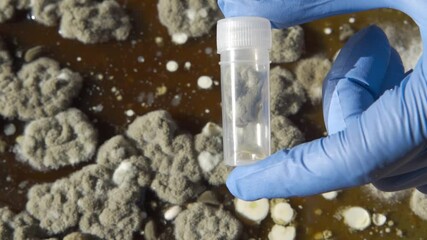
220,0,427,200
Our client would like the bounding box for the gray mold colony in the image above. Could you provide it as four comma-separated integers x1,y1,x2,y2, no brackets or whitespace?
1,0,131,44
157,0,222,38
271,26,305,63
15,109,98,171
0,51,82,121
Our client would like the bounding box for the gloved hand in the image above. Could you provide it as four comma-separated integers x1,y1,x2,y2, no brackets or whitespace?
220,0,427,200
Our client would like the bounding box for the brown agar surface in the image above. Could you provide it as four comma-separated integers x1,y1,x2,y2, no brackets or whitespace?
0,1,426,239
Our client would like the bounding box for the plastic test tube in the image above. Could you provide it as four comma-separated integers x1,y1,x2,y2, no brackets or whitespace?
217,17,272,166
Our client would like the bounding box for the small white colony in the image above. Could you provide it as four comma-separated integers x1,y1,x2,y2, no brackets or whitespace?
172,33,188,45
322,191,339,200
197,151,221,172
166,60,179,72
125,109,135,117
164,205,182,221
184,61,191,70
270,200,295,225
268,225,296,240
324,27,333,35
4,123,16,136
410,190,427,220
341,206,371,231
235,198,269,224
372,213,387,226
197,76,213,89
113,161,135,186
201,122,222,136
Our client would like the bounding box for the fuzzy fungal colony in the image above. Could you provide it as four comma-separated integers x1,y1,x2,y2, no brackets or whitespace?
157,0,223,44
1,2,427,240
0,0,131,44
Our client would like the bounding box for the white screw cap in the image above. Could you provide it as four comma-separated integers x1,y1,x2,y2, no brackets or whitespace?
217,17,272,53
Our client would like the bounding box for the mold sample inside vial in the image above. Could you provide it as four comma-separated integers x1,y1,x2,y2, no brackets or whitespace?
217,17,271,166
222,66,268,128
221,65,270,164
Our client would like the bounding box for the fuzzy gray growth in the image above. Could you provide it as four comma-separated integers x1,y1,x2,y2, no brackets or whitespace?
170,134,203,182
0,207,13,240
174,203,242,240
0,208,51,240
96,135,139,169
271,26,305,63
31,0,62,26
271,115,304,153
0,0,14,23
127,110,177,149
194,122,231,186
0,57,83,121
363,184,411,204
26,164,143,239
127,111,204,204
151,173,204,205
16,108,98,171
295,56,332,104
16,0,30,10
0,222,12,240
72,165,138,240
59,0,131,44
63,232,97,240
157,0,222,38
0,207,14,225
26,180,79,234
222,66,267,127
270,66,306,117
410,190,427,220
381,24,422,71
112,155,153,188
148,134,204,204
79,185,142,240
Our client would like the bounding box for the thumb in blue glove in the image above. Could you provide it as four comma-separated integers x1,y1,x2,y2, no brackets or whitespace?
223,1,427,200
228,25,402,200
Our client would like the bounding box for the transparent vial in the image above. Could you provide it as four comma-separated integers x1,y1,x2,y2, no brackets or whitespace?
217,17,272,166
